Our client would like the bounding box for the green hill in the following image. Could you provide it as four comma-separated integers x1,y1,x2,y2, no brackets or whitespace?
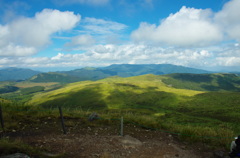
28,74,201,109
162,73,240,91
29,73,240,109
3,73,240,149
28,74,240,134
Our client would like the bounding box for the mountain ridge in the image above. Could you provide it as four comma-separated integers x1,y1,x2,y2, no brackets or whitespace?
1,64,236,82
58,64,212,82
0,67,41,81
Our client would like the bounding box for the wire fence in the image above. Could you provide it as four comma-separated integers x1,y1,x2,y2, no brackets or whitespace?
0,105,237,144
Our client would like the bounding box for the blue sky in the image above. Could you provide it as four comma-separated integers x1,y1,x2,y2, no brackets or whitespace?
0,0,240,72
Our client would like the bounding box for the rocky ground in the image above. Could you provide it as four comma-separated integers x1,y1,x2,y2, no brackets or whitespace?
1,117,229,158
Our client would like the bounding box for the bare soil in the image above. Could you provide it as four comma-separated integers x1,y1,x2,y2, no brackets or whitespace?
2,117,225,158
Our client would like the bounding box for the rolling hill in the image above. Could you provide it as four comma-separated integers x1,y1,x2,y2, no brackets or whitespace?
28,74,202,109
162,73,240,91
27,73,240,132
3,73,240,150
28,73,240,109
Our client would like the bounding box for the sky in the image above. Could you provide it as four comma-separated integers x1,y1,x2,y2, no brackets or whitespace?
0,0,240,72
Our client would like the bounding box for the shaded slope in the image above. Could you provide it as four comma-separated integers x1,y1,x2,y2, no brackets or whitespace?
29,74,202,110
162,73,240,91
28,74,240,132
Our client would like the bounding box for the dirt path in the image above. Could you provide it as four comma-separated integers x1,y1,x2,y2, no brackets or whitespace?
5,120,218,158
0,117,228,158
31,133,212,158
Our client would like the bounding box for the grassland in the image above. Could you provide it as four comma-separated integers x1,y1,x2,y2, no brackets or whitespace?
26,74,240,144
0,81,62,103
1,73,240,155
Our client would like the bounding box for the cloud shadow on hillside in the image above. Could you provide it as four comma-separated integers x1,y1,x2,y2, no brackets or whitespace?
40,84,107,110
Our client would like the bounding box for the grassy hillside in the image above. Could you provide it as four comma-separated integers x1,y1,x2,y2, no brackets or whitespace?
162,73,240,91
28,74,240,132
28,74,202,109
0,81,62,103
2,73,240,152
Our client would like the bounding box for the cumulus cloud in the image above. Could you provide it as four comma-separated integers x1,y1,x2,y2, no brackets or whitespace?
1,43,239,71
217,57,240,67
215,0,240,41
65,35,95,47
0,44,37,56
131,6,223,47
0,9,80,56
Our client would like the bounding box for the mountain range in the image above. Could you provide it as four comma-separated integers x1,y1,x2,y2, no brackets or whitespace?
0,64,231,82
0,67,41,82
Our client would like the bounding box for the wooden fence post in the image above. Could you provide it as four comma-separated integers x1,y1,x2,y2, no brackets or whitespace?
58,106,66,134
0,105,4,131
120,116,123,136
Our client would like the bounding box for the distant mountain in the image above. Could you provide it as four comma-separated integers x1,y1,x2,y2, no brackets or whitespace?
0,64,213,82
60,67,112,81
102,64,210,76
29,72,81,83
61,64,211,81
0,67,41,81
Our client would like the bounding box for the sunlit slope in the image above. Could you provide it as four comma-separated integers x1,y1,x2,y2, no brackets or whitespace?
162,73,240,91
28,74,203,110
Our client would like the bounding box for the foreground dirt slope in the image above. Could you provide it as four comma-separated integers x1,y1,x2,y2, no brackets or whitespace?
6,120,218,158
32,133,212,158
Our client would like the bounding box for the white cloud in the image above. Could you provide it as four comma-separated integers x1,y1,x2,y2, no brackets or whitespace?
10,9,80,47
217,57,240,66
81,17,127,35
131,6,223,47
1,44,239,71
215,0,240,41
0,9,80,56
0,58,11,65
65,35,95,47
0,44,37,56
68,17,128,47
51,53,65,60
